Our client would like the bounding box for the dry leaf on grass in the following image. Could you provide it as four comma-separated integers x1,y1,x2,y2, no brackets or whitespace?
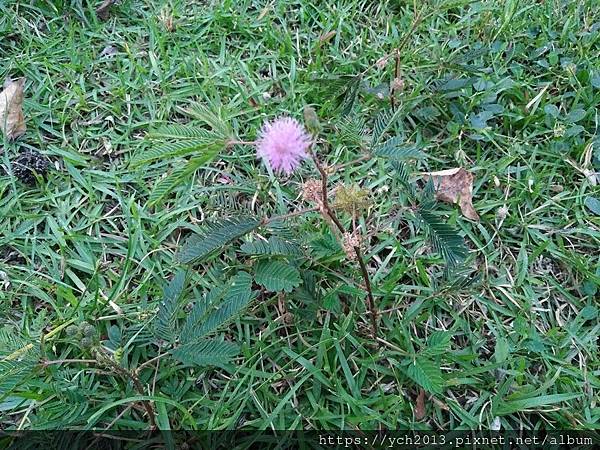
0,78,26,141
423,167,479,221
415,388,426,420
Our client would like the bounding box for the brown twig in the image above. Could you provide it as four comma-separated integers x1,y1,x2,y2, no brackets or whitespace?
391,50,401,111
40,354,157,429
41,358,97,366
390,7,425,110
95,351,157,430
226,139,256,148
309,149,345,233
326,155,371,173
261,206,320,225
359,6,428,79
309,149,379,339
134,352,169,374
354,246,378,338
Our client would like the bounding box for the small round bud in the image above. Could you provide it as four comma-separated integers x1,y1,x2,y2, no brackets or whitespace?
78,321,90,331
301,179,322,204
82,324,95,337
391,77,404,91
303,105,321,135
80,337,93,348
342,232,362,261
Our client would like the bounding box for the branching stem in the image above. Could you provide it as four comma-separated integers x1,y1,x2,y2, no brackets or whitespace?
309,149,379,339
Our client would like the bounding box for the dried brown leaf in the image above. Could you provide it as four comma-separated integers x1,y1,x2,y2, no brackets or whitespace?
423,167,479,221
0,78,26,141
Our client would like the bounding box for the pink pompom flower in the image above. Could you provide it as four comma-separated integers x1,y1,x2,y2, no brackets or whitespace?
255,117,312,174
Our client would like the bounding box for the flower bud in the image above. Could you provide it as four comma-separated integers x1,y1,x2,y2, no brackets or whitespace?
301,179,322,204
342,232,362,261
303,106,321,135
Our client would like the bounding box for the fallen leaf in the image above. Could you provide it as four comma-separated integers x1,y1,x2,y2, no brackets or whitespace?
0,78,26,141
96,0,117,20
415,388,426,420
423,167,479,220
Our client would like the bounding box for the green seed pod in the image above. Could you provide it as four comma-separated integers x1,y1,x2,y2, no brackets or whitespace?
114,348,124,364
303,105,321,135
80,337,93,348
65,325,79,337
78,321,90,331
82,324,95,337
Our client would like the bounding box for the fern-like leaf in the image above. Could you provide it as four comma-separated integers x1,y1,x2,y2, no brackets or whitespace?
254,259,302,293
310,233,343,261
154,269,187,344
170,339,239,367
341,76,362,115
371,108,401,146
339,115,366,147
147,125,217,140
421,331,452,358
405,357,444,394
179,271,254,344
148,153,218,206
182,103,232,137
240,236,302,257
373,137,425,161
178,217,261,264
417,207,468,266
132,135,225,166
0,328,39,398
391,161,418,201
373,137,425,160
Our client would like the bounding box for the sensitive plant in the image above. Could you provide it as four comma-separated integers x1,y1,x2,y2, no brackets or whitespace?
0,99,470,430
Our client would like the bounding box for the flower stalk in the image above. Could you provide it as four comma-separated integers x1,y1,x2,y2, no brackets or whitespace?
308,149,379,339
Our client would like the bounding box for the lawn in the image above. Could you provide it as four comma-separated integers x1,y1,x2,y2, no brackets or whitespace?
1,0,599,435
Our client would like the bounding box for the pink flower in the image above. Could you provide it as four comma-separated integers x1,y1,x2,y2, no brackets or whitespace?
256,117,311,174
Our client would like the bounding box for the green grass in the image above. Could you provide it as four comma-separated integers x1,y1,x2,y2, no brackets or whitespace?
1,0,599,431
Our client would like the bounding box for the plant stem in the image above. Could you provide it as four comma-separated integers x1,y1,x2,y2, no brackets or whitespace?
309,150,345,233
135,352,169,373
309,150,379,339
262,206,320,225
353,246,379,338
226,139,256,147
96,351,157,430
327,155,371,173
41,358,97,366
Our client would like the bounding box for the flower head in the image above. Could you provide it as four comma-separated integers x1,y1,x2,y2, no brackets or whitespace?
301,179,322,204
256,117,311,174
342,232,362,261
